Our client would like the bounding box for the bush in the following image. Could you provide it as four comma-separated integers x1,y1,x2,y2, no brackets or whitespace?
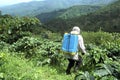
75,42,120,80
0,41,10,52
82,31,114,45
10,36,64,66
10,37,42,58
0,16,40,44
34,39,64,66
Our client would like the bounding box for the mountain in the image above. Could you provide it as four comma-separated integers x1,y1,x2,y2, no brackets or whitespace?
0,1,45,16
36,5,101,23
0,0,116,16
45,0,120,33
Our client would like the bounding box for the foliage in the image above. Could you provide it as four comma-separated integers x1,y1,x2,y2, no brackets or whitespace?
45,0,120,33
9,36,64,67
4,31,119,80
0,11,1,16
0,10,120,80
82,31,114,45
0,52,43,80
0,31,120,80
35,39,63,66
36,5,101,23
101,40,120,57
10,37,41,58
74,40,120,80
0,15,40,44
0,41,10,52
0,52,75,80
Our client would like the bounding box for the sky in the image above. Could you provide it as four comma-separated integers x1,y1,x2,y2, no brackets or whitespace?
0,0,45,7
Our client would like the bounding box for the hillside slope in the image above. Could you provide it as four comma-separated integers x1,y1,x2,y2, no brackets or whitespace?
36,5,101,23
0,0,115,16
45,0,120,33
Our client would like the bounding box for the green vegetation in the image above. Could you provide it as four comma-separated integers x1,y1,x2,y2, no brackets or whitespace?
0,13,120,80
0,52,75,80
0,1,120,79
45,0,120,33
0,0,115,16
36,5,101,23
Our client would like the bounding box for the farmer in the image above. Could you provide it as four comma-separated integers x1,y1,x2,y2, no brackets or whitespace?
65,26,86,75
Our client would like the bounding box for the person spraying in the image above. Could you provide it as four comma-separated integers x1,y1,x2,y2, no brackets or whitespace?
62,26,86,74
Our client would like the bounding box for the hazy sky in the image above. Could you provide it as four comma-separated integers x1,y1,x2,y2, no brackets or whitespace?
0,0,45,7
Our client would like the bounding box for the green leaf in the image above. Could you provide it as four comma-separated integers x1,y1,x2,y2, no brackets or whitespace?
103,64,113,75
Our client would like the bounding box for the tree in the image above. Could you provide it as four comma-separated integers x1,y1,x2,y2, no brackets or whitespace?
0,11,1,16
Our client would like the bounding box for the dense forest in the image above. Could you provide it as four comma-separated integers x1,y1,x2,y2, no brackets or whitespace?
45,0,120,33
36,5,101,23
0,0,120,80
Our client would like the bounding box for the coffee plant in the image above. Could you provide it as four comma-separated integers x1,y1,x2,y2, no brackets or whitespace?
75,41,120,80
0,14,120,80
0,16,40,44
10,37,42,58
33,39,64,66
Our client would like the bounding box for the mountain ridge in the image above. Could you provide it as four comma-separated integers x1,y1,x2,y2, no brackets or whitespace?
45,0,120,33
0,0,116,16
36,5,101,23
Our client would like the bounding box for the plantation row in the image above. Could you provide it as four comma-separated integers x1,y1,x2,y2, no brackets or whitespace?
0,15,120,80
0,34,120,80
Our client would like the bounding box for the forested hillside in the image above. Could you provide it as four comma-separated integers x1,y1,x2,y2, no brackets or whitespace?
0,0,115,16
36,5,101,23
45,0,120,33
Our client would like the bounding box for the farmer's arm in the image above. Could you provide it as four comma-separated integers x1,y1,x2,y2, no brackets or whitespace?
78,35,86,54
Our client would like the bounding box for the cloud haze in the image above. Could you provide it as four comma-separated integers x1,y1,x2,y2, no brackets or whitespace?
0,0,44,7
